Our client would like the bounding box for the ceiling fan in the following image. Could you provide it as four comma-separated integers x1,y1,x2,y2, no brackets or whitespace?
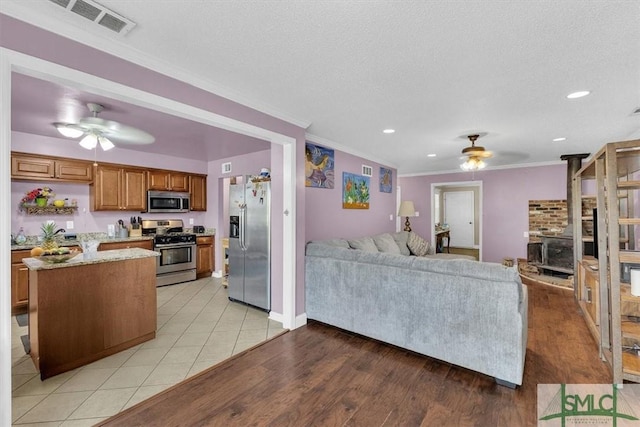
460,134,493,171
54,102,155,151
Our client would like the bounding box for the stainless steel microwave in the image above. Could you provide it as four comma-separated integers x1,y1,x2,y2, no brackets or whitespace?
147,191,190,213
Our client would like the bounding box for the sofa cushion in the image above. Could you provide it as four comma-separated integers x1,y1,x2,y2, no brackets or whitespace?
348,236,379,252
407,232,430,256
373,233,401,254
392,231,411,256
318,238,350,249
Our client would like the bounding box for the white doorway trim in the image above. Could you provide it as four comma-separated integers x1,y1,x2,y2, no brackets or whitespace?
430,180,483,260
0,47,297,425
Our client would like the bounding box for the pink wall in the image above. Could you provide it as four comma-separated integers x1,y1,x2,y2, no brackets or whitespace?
2,14,308,317
398,164,567,263
305,148,398,242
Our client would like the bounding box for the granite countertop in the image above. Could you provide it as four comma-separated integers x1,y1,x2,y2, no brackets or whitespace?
22,248,160,271
11,234,154,251
11,228,216,251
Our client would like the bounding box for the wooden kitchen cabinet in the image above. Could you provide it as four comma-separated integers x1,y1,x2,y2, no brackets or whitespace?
12,152,93,182
92,165,147,211
148,170,190,192
190,174,207,211
11,250,30,315
99,239,153,251
196,236,214,278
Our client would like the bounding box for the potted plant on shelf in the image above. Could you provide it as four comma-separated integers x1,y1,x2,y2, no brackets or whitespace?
20,187,55,209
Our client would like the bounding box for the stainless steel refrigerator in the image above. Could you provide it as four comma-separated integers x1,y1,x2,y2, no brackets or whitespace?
228,180,270,310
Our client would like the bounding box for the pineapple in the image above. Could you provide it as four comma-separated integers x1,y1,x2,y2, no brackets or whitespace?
41,221,59,251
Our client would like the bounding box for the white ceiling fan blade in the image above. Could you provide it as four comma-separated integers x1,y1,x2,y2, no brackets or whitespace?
78,117,155,145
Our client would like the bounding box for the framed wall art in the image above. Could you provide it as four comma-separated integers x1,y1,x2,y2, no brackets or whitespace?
379,167,392,193
342,172,370,209
305,142,335,189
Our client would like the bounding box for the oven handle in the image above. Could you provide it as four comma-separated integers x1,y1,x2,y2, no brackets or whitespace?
153,243,196,249
239,203,247,251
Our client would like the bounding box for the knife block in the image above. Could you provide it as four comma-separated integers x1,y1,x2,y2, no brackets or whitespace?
129,228,142,237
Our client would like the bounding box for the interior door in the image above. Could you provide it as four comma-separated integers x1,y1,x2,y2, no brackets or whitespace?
444,191,475,248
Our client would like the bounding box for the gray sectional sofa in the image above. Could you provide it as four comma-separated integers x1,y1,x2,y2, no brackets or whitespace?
305,231,528,387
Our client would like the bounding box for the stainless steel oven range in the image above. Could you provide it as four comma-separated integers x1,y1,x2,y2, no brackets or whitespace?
142,219,196,287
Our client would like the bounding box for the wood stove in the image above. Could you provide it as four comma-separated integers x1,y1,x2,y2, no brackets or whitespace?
532,153,589,276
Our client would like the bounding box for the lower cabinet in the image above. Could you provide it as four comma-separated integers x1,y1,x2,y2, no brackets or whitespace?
196,236,214,279
11,250,30,315
11,241,153,315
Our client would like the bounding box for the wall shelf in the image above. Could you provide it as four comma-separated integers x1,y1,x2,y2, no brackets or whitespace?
21,205,78,215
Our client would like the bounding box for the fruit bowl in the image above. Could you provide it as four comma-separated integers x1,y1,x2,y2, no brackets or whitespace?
36,250,80,264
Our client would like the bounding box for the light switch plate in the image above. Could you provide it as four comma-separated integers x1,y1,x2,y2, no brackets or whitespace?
189,218,194,225
66,221,74,230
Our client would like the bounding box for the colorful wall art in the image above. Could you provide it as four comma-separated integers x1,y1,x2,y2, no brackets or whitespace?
343,172,370,209
305,142,335,188
379,167,392,193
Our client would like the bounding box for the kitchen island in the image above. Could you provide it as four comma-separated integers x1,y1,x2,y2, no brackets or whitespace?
23,248,160,379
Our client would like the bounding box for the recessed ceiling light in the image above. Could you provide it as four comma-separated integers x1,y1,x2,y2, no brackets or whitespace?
382,129,395,134
427,153,436,157
567,91,591,99
553,137,567,142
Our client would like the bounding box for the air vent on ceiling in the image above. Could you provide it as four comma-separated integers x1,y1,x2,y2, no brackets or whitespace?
361,165,373,177
48,0,136,36
222,162,232,174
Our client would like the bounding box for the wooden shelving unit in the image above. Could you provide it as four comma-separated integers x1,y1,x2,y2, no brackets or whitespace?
573,139,640,384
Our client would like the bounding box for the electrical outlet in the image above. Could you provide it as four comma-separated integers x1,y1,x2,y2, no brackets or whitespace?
66,221,74,230
390,214,393,221
189,218,194,225
524,231,529,238
415,211,419,217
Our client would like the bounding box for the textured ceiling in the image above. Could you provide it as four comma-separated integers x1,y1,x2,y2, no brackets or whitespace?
3,1,640,173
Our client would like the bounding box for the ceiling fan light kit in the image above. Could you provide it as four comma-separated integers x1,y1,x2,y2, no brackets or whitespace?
460,134,492,171
79,133,115,151
53,102,154,151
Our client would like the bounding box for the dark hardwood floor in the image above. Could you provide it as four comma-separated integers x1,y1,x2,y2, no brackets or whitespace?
99,279,611,427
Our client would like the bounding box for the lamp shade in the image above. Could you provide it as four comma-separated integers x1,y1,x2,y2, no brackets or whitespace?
79,133,98,150
398,201,416,217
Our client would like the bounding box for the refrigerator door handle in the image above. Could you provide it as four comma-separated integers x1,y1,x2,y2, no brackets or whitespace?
239,203,247,251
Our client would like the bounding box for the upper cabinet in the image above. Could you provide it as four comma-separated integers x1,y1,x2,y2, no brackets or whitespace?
148,170,190,192
12,152,93,183
190,175,207,211
12,152,208,211
91,165,147,211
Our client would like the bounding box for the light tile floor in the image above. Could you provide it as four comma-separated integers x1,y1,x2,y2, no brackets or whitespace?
11,277,285,426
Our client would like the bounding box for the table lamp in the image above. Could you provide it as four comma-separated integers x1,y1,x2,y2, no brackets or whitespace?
398,201,416,232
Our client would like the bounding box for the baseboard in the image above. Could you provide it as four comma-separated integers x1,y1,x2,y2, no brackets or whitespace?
268,312,308,329
212,270,223,278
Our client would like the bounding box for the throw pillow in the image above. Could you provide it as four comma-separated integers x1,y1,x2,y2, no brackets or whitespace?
392,231,411,256
407,232,430,257
372,233,401,254
347,236,379,252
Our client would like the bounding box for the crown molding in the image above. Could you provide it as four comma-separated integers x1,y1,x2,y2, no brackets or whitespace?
0,4,312,130
305,133,397,170
399,159,566,178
